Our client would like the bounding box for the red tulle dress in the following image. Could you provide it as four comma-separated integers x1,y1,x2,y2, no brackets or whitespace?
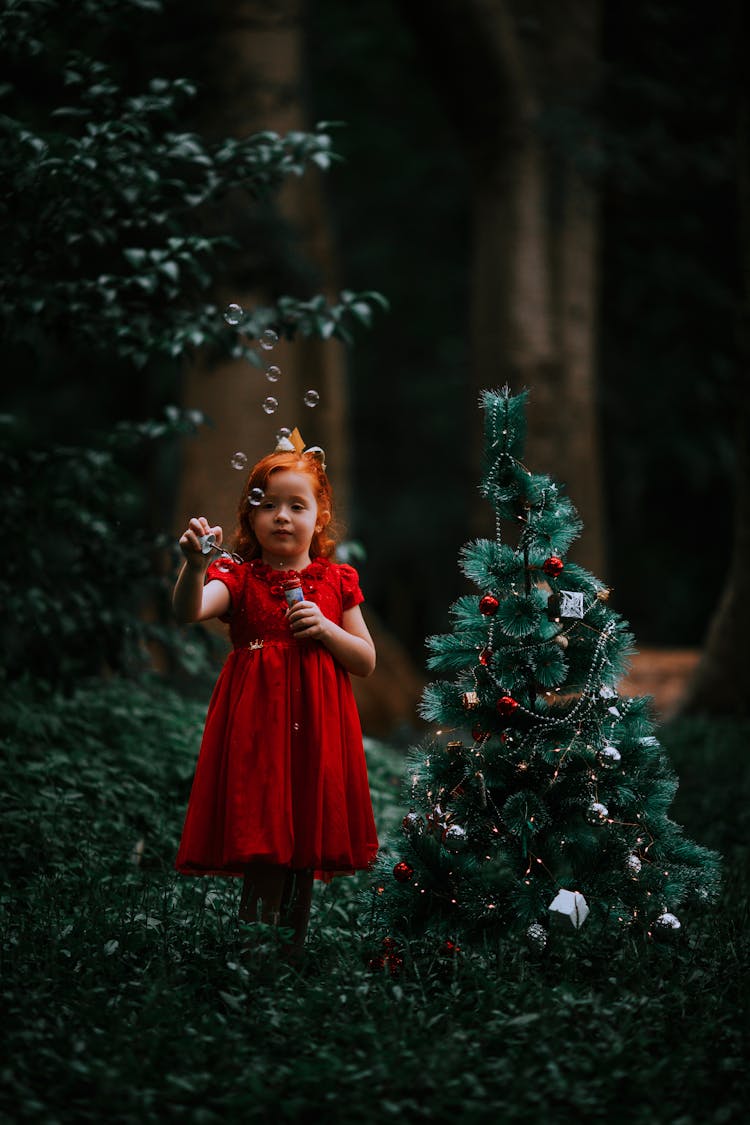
175,556,379,881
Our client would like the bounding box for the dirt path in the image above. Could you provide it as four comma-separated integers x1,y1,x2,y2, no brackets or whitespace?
619,648,700,720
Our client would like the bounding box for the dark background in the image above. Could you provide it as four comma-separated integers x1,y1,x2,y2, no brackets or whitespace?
0,0,741,684
306,0,738,652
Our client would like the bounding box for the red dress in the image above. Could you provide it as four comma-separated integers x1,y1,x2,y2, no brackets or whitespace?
175,556,379,881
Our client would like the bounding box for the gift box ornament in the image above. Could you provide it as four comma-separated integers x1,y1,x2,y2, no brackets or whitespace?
547,590,584,621
548,888,590,929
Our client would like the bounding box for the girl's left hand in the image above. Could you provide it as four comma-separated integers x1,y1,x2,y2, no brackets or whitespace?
287,600,330,640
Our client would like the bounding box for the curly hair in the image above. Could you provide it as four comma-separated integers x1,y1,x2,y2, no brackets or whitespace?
231,451,339,562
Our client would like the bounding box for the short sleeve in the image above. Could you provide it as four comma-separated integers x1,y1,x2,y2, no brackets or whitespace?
338,563,365,611
205,558,245,619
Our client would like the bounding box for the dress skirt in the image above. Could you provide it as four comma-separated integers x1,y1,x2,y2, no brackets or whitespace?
174,556,379,881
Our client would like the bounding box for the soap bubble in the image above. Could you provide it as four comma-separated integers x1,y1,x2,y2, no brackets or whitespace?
259,328,278,351
266,365,281,383
231,451,248,471
224,303,243,326
303,389,319,408
262,396,279,415
276,427,292,441
248,487,265,507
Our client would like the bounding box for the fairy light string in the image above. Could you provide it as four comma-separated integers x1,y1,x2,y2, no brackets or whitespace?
476,395,629,896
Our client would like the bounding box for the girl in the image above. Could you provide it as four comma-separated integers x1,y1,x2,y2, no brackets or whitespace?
172,439,378,954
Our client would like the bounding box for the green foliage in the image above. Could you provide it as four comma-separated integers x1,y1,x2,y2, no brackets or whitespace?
0,676,203,883
0,0,386,388
375,388,720,955
1,676,749,1122
0,409,217,684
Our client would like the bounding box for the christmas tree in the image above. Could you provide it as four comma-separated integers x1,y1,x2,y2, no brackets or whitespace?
372,388,720,960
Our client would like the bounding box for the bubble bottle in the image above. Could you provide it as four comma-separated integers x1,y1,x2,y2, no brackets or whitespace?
283,577,305,607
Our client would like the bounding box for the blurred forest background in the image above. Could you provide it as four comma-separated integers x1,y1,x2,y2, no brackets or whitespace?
1,0,747,729
4,10,750,1119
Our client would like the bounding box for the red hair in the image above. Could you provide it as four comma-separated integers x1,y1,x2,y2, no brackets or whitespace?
232,451,338,562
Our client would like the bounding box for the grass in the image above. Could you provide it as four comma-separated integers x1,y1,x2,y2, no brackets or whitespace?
1,676,749,1124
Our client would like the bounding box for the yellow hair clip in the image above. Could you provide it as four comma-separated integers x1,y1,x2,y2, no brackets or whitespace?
275,427,306,454
274,427,326,471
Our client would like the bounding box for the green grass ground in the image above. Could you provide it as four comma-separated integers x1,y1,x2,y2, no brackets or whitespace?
1,677,748,1124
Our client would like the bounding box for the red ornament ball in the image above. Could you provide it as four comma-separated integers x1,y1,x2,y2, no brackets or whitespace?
382,936,398,954
393,861,414,884
543,555,565,578
496,694,519,717
479,647,493,667
472,725,489,743
441,939,461,956
367,955,386,972
479,594,500,616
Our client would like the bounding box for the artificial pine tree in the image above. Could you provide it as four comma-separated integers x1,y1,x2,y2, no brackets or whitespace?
372,388,720,960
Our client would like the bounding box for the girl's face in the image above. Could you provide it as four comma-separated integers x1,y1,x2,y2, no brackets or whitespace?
251,469,328,569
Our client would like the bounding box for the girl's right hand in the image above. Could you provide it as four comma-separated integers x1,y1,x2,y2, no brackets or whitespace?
179,516,223,570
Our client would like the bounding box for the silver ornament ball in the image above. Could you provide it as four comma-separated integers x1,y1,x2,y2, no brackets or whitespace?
444,823,469,852
587,801,609,823
653,912,682,940
401,811,424,837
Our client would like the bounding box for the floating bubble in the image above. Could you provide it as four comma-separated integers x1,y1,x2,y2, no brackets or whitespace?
262,396,279,415
259,328,278,351
266,365,281,383
276,427,292,441
303,389,320,408
231,451,248,471
224,303,243,326
248,487,265,507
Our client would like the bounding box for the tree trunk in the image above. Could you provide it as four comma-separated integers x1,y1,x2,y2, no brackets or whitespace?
680,7,750,715
170,1,426,733
396,0,605,574
679,379,749,715
175,0,351,546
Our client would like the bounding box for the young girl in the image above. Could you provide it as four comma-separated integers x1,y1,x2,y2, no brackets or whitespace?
172,438,379,953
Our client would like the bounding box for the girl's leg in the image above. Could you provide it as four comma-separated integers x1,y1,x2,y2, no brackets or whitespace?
280,868,314,952
239,862,286,926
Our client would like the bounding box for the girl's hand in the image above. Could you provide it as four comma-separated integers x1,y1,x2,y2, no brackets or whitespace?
179,516,223,570
287,600,331,641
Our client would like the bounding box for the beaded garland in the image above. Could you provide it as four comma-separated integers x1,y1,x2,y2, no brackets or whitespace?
460,391,619,735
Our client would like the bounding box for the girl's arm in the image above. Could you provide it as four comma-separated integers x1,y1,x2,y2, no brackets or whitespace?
172,516,232,625
287,602,376,677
